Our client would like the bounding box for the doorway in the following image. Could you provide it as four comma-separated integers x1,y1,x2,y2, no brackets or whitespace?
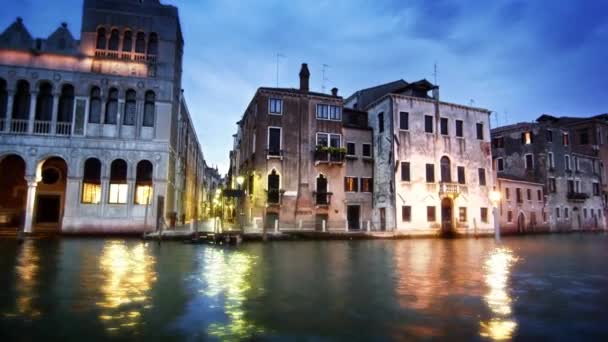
441,197,453,235
347,205,360,230
35,195,61,223
517,213,525,233
379,208,386,231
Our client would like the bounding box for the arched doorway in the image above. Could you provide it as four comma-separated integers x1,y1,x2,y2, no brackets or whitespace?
517,212,525,233
440,156,451,183
0,154,27,229
441,197,454,235
34,157,68,231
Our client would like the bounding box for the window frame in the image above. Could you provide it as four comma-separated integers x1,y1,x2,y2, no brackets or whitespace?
344,176,359,193
402,206,411,222
267,126,282,156
478,168,486,186
269,98,283,115
455,120,464,138
399,111,409,131
440,117,449,136
476,123,484,140
401,162,411,182
346,142,356,157
425,115,434,134
362,143,372,158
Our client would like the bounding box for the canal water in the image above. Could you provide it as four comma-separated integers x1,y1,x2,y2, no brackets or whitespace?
0,235,607,341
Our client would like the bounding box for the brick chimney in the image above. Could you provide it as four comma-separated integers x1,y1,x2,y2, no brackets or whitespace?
331,87,338,96
299,63,310,92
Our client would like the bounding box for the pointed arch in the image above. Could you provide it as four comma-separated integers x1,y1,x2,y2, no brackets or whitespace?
96,27,106,50
58,84,74,122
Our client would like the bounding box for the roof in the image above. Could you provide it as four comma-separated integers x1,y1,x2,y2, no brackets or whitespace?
258,87,340,99
346,79,407,109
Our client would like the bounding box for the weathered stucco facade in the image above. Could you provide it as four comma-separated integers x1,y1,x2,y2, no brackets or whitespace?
0,0,207,234
496,177,550,233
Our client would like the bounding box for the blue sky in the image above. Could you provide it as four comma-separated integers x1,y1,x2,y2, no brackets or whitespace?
2,0,607,173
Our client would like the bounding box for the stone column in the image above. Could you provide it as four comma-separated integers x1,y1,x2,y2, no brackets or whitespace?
4,91,14,132
117,100,124,138
27,91,38,133
51,92,59,134
100,177,109,216
23,176,39,234
126,178,135,218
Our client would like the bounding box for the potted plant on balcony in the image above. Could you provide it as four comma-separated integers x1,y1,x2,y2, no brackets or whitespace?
328,147,347,162
315,145,330,161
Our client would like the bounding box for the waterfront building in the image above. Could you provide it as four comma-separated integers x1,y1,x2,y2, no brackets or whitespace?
231,64,373,231
491,115,607,232
0,0,207,234
345,80,496,235
495,176,550,233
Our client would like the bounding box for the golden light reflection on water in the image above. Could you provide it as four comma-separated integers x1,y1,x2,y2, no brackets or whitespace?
480,247,518,340
6,240,41,319
201,248,264,340
96,241,156,333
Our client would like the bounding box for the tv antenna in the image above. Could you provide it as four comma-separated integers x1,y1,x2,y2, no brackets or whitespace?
433,62,438,85
322,64,330,93
276,53,285,87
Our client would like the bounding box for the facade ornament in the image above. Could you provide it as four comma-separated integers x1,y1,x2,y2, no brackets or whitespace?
31,71,39,79
53,73,62,82
28,147,37,156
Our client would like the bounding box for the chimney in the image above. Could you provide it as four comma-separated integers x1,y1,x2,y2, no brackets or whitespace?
61,22,68,28
16,17,23,23
331,87,338,96
299,63,310,92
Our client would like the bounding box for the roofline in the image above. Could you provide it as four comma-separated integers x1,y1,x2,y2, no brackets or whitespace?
364,93,491,113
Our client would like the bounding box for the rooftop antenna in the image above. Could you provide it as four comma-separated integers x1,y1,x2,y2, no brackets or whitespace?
276,53,285,87
322,64,330,93
433,62,438,85
469,99,475,107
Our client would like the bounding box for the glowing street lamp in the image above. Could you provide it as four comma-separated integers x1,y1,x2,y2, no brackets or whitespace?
236,176,245,187
490,190,502,242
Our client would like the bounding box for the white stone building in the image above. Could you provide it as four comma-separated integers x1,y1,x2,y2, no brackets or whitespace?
346,80,496,236
0,0,207,234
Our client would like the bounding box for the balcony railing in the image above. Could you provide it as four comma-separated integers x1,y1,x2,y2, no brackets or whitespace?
266,148,283,158
56,122,72,136
10,119,28,133
267,189,282,205
313,191,333,206
0,119,74,137
567,192,589,203
438,182,468,196
95,49,157,63
314,149,346,164
33,120,51,135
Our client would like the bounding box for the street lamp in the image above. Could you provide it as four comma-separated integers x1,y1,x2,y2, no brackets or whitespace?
236,176,245,232
489,190,502,242
236,176,245,187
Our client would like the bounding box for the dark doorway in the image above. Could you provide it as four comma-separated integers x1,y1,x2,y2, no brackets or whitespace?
441,197,453,235
315,214,328,231
268,170,280,204
517,213,525,233
347,205,360,230
36,195,61,223
0,154,27,227
316,175,328,205
379,208,386,231
265,212,279,229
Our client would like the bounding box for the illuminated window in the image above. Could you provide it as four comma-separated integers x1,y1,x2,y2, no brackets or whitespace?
135,160,153,205
109,159,128,204
344,177,358,192
143,91,155,127
123,89,136,126
361,178,373,192
82,158,102,204
522,131,533,144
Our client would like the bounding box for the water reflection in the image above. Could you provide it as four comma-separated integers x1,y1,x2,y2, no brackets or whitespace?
199,248,263,340
96,241,156,333
480,247,518,340
8,240,41,319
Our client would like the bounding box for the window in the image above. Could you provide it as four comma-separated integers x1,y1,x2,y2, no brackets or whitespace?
89,87,102,123
567,180,574,193
563,132,569,146
565,155,571,171
575,180,581,192
507,211,513,223
401,162,410,182
123,89,136,126
497,158,504,171
268,127,281,156
516,188,523,203
578,129,589,145
505,188,510,200
316,133,341,148
362,144,371,157
440,118,448,135
135,32,146,53
459,207,467,222
457,166,466,184
143,91,155,127
545,129,553,142
0,79,6,121
555,207,560,219
492,137,504,148
122,30,133,52
548,152,554,168
522,131,533,144
530,212,537,225
82,158,101,204
108,29,119,51
316,104,341,120
574,157,579,171
427,206,436,222
35,82,53,122
147,32,158,56
361,178,373,193
527,188,532,201
426,164,435,183
525,154,534,170
593,182,600,196
316,175,328,205
480,208,488,223
543,211,547,222
476,123,484,140
378,112,384,133
109,159,128,204
565,207,570,219
346,142,356,156
478,168,486,186
12,80,30,120
402,206,411,222
344,177,358,192
268,170,280,204
135,160,153,205
455,120,463,137
329,106,341,120
96,27,106,49
269,98,283,114
425,115,433,133
537,189,543,201
399,112,409,130
440,156,451,182
57,84,75,124
105,88,118,124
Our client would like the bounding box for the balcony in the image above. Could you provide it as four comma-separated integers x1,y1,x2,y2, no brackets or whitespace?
314,147,346,165
0,119,28,134
313,191,333,206
438,182,468,197
0,119,73,137
266,148,283,159
266,189,283,206
94,49,157,63
567,192,589,203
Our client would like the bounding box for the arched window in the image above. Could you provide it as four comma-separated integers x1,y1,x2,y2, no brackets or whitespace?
135,160,153,205
147,32,158,56
82,158,101,204
96,27,106,50
12,80,30,120
123,89,136,126
108,29,119,51
0,78,7,119
143,90,155,127
105,88,118,124
316,174,328,205
135,32,146,53
109,159,128,204
122,30,133,52
441,156,451,183
35,82,53,122
268,170,280,204
89,87,101,123
58,84,74,122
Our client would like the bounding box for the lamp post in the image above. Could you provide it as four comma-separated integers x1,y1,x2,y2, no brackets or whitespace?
236,176,245,232
490,190,502,242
